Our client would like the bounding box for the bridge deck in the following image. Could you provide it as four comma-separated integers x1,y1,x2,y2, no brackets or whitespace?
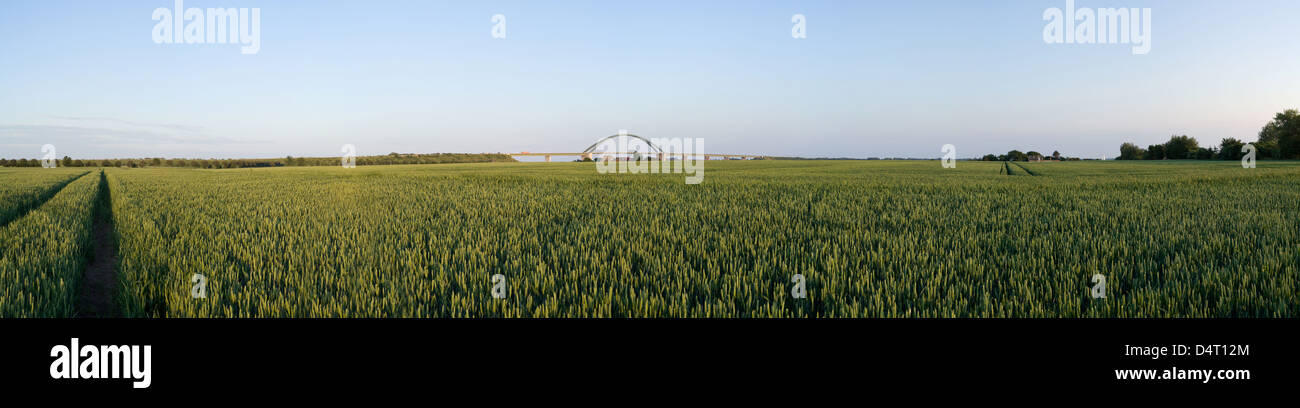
513,152,767,158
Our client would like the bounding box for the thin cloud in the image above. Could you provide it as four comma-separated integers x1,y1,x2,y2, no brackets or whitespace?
0,124,244,145
45,115,205,133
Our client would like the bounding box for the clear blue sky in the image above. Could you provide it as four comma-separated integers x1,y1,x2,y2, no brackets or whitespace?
2,0,1298,159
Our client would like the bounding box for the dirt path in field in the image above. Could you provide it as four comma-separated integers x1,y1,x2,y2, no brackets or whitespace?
76,171,118,317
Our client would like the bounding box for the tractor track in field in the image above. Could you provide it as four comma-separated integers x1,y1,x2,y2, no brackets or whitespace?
999,161,1039,176
75,170,118,318
1009,161,1039,176
1001,161,1016,175
0,171,89,230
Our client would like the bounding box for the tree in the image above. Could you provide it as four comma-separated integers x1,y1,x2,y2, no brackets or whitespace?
1006,150,1028,161
1052,151,1061,160
1258,109,1300,159
1164,135,1198,160
1219,138,1245,160
1145,144,1166,160
981,154,998,161
1255,140,1279,159
1119,143,1145,160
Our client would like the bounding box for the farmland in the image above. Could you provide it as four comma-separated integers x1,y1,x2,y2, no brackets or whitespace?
0,168,88,227
0,170,101,317
1,160,1297,317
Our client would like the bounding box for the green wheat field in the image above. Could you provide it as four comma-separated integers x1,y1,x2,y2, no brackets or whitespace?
1,160,1297,317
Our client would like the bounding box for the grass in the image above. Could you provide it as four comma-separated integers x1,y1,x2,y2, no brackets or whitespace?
0,160,1296,317
0,168,89,227
0,171,100,317
58,160,1296,317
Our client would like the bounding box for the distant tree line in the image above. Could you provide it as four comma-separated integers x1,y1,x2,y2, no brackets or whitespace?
1117,109,1300,160
980,150,1078,162
0,153,517,168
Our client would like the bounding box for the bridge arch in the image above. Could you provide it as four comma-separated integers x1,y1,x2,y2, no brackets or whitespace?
581,134,663,154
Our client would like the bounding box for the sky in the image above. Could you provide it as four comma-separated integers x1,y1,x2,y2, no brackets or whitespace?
1,0,1298,160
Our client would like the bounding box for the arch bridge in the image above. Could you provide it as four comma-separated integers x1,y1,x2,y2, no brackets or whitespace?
511,133,767,162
